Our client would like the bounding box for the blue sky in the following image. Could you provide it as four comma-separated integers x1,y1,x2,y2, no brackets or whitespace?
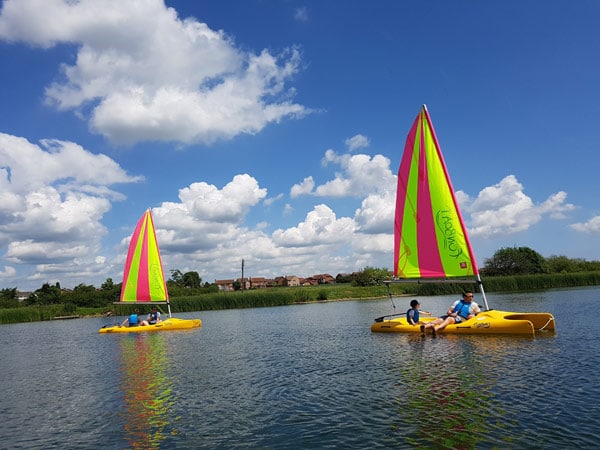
1,0,599,291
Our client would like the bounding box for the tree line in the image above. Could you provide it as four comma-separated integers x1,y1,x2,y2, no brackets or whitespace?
1,246,599,308
0,269,218,309
349,246,600,286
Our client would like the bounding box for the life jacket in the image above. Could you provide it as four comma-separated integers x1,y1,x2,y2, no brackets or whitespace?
453,301,470,319
148,311,159,323
406,308,419,323
128,313,139,325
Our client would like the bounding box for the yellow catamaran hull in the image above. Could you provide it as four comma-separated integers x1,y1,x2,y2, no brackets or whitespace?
371,309,555,336
99,317,201,333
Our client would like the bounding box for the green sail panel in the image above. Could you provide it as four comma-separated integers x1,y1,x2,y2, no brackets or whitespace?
120,210,169,302
394,106,478,279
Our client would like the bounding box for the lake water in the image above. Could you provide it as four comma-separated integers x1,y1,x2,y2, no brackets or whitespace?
1,287,599,449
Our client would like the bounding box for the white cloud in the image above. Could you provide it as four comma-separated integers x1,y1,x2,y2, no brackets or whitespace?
263,193,283,206
290,148,397,203
571,216,600,234
0,134,140,195
313,150,395,197
148,175,267,255
178,174,267,223
0,265,16,279
290,176,315,198
345,134,370,151
0,0,308,146
462,175,575,238
354,191,395,234
0,132,141,285
272,204,355,247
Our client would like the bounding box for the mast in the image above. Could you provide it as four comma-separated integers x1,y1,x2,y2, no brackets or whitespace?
390,105,491,310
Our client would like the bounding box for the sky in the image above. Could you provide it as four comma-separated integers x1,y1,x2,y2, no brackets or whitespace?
1,0,600,292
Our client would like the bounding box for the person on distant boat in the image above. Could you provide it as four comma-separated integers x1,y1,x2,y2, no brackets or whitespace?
120,309,141,327
422,291,480,335
406,299,431,327
142,306,161,326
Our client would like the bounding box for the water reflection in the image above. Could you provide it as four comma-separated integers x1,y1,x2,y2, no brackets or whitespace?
388,331,560,448
393,335,523,449
118,334,174,449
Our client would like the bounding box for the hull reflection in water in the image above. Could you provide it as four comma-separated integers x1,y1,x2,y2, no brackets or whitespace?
119,334,174,449
391,333,555,448
394,335,490,448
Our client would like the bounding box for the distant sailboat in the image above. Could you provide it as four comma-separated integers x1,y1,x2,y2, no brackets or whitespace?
100,210,201,333
372,106,555,336
119,209,170,306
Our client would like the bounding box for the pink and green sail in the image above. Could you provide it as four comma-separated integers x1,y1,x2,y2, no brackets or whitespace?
394,106,479,279
119,210,169,303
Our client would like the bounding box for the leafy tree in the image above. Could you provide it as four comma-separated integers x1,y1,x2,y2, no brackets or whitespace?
167,269,204,295
26,282,62,305
170,269,184,286
0,287,17,301
67,283,100,307
101,278,115,291
100,278,121,304
335,273,352,283
546,255,577,273
546,255,600,273
351,267,390,286
182,271,202,288
483,247,548,276
0,287,19,308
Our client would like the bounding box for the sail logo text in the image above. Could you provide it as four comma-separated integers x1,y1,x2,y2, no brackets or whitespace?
435,209,463,259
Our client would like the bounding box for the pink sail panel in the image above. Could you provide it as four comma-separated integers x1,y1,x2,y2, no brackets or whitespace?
394,106,479,279
119,210,169,302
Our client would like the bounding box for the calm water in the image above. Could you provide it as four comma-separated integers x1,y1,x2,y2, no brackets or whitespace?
1,287,599,449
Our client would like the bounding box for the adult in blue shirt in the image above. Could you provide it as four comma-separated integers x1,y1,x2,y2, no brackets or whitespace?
422,291,480,335
142,306,161,326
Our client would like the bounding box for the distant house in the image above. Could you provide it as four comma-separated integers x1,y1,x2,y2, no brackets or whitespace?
285,276,300,287
216,274,333,290
215,279,235,291
249,277,269,289
314,273,335,284
17,292,32,302
299,277,312,286
273,276,287,287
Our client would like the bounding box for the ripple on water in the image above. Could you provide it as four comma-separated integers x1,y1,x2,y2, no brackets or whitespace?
2,291,600,449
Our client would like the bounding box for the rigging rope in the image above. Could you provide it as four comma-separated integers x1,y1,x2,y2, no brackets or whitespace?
538,317,555,331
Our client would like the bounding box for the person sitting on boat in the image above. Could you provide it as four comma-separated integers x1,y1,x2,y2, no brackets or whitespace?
422,291,480,335
406,299,431,326
120,309,141,327
141,306,161,326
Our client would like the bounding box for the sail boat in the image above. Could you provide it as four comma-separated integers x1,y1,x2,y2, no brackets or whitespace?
99,210,201,333
371,106,555,336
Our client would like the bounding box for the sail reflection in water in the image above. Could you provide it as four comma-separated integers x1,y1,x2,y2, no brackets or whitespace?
390,334,540,448
118,334,175,449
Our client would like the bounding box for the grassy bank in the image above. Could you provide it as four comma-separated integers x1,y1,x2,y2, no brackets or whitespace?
2,272,600,325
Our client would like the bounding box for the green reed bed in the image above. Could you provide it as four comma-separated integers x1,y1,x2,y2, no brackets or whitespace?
0,305,66,324
480,272,600,292
163,284,407,314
